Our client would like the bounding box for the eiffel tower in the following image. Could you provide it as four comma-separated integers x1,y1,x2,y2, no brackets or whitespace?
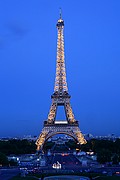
36,11,86,151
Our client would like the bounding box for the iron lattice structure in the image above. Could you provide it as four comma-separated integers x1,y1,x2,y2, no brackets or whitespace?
36,13,86,151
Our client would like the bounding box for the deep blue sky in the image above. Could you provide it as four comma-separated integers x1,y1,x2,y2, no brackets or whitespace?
0,0,120,137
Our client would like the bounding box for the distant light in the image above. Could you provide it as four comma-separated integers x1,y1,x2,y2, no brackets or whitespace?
52,161,61,169
87,151,94,155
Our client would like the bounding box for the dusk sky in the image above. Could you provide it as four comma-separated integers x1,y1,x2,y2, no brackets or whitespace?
0,0,120,137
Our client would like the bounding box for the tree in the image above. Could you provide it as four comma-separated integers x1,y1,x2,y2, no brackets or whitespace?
0,152,8,166
9,159,18,166
0,139,36,155
112,154,119,165
97,149,112,164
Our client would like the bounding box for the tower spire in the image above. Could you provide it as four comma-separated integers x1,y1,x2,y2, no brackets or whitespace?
54,10,68,93
59,8,62,19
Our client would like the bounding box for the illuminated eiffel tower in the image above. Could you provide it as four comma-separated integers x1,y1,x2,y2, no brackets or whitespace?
36,11,86,151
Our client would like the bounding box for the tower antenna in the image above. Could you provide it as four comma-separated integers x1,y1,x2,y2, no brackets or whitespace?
59,8,62,19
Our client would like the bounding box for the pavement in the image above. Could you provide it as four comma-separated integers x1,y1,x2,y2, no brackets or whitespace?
44,175,90,180
0,168,20,180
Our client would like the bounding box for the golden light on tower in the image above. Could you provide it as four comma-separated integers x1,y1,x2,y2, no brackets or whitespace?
36,11,86,151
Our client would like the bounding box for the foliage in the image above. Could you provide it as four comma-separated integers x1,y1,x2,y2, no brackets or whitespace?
0,138,120,165
112,154,119,165
97,148,112,163
0,139,36,155
65,140,78,150
66,138,120,164
9,159,18,166
43,141,55,152
0,152,9,166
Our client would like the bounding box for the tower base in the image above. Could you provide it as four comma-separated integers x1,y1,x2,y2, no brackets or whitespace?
36,122,87,151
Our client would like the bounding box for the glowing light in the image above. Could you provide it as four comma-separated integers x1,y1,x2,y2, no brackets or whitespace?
36,13,87,151
55,121,68,124
52,161,61,169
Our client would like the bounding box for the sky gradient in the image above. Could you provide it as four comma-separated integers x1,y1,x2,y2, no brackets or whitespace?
0,0,120,137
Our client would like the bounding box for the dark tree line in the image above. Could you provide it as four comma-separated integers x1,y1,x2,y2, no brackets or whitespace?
0,152,8,166
0,139,36,166
81,139,120,164
80,139,120,153
65,138,120,164
0,138,120,165
0,139,36,155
